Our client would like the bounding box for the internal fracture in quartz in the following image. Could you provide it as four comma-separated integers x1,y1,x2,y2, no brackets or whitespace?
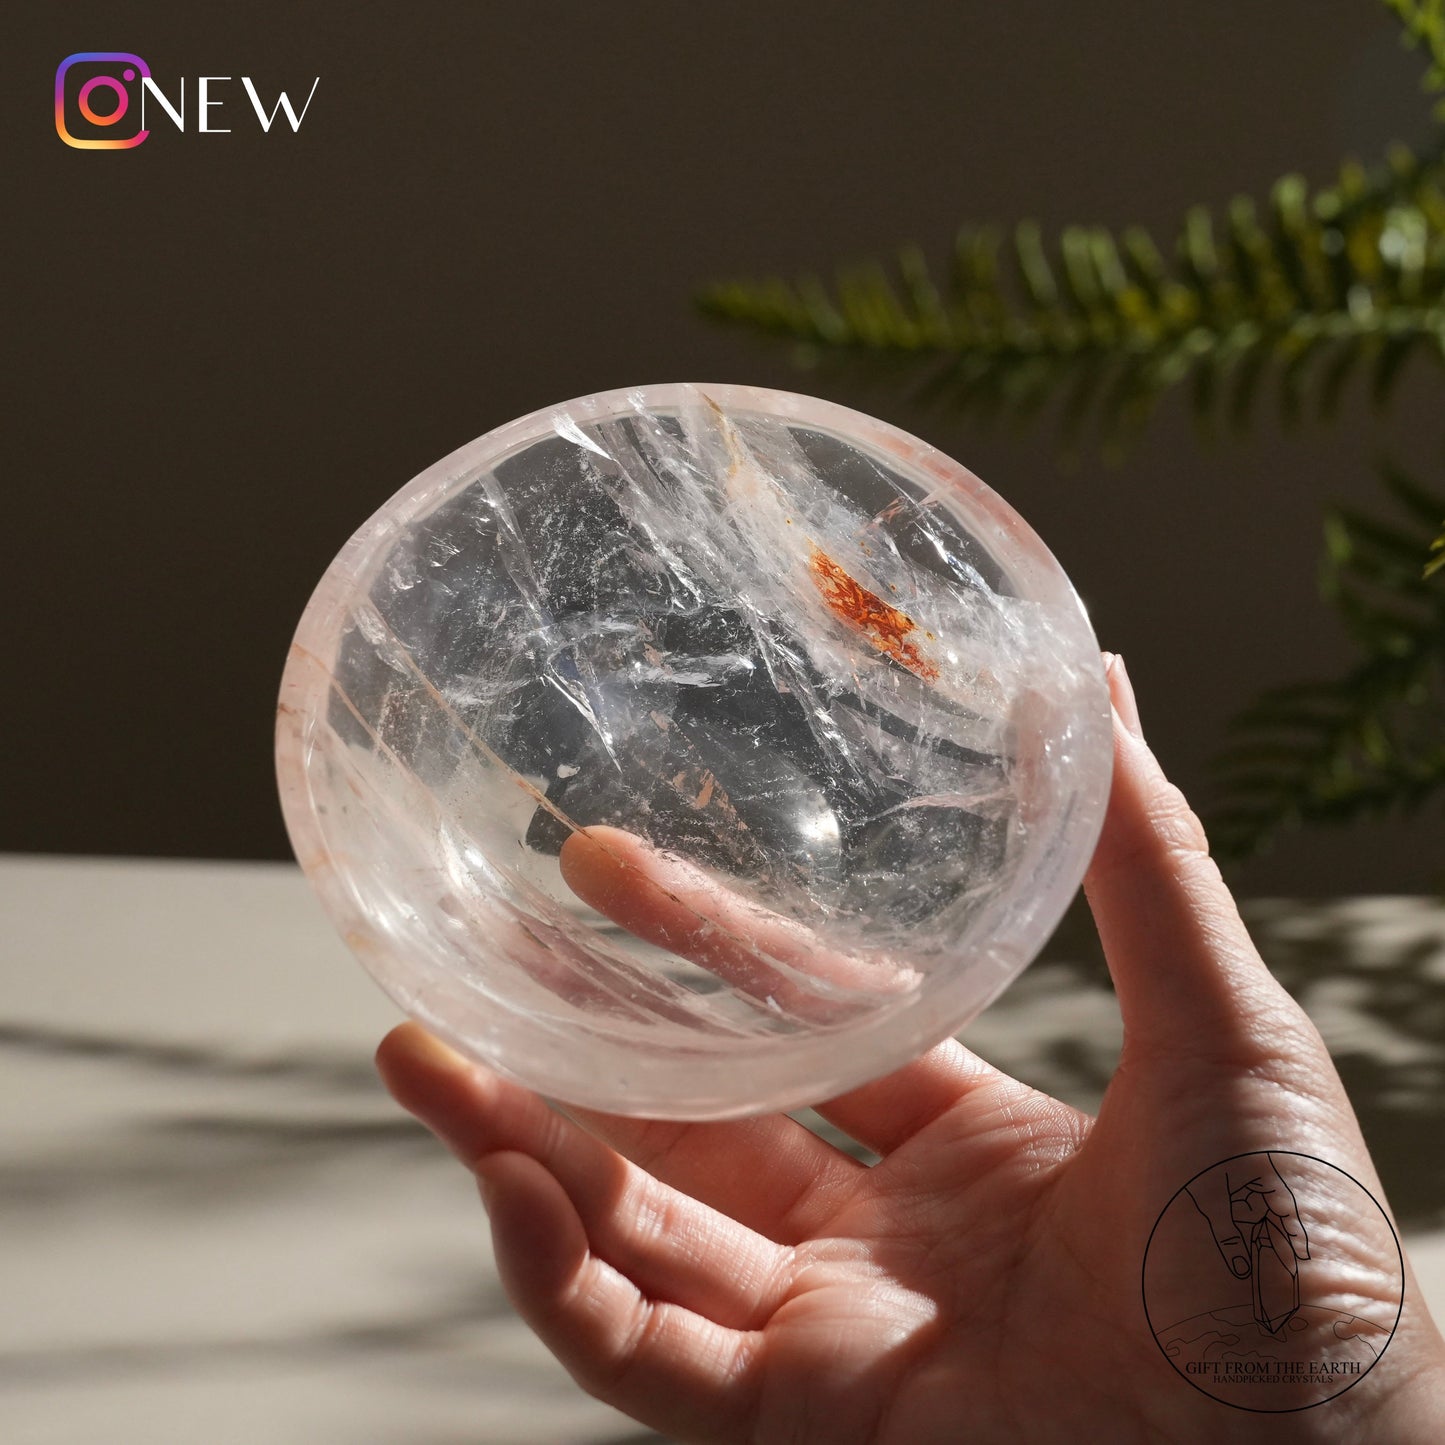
317,386,1094,1037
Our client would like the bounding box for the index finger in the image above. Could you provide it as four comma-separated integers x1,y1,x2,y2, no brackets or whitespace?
560,825,1021,1153
559,825,919,1023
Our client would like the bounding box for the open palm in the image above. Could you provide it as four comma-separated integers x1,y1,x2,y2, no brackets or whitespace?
376,658,1444,1443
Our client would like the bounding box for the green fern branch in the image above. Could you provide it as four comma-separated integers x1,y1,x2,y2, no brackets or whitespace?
1427,523,1445,574
700,143,1445,455
1385,0,1445,114
1207,462,1445,859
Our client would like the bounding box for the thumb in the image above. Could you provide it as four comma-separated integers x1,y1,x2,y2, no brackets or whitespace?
1082,655,1299,1061
1186,1183,1253,1279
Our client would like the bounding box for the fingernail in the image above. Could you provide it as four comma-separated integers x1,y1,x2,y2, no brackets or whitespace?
1230,1254,1251,1278
1106,653,1144,741
376,1021,470,1083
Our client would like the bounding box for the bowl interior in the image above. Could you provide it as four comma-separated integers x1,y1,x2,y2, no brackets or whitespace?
276,384,1111,1118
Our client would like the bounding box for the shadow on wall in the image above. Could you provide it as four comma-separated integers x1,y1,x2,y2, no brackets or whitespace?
1247,899,1445,1232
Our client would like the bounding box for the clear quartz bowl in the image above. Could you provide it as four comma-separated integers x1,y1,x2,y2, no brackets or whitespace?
276,383,1112,1119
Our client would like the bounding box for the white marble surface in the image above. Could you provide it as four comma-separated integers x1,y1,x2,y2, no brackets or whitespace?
2,856,1443,1443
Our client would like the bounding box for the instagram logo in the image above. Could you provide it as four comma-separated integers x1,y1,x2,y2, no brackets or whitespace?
54,55,319,147
55,52,152,148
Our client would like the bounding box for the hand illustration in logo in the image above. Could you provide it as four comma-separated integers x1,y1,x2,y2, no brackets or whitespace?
1186,1153,1310,1334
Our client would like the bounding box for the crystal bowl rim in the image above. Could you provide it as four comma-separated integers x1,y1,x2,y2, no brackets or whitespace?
275,381,1111,1117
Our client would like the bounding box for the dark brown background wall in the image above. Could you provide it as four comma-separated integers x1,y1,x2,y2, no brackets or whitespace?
6,1,1442,893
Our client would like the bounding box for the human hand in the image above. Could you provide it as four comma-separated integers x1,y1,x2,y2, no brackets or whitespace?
1184,1152,1311,1337
1186,1152,1310,1282
376,655,1445,1443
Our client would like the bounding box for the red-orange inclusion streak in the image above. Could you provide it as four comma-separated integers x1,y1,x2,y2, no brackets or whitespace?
806,543,939,682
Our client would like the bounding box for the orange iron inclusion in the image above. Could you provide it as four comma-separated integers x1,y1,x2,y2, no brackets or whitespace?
705,392,943,685
805,542,940,682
